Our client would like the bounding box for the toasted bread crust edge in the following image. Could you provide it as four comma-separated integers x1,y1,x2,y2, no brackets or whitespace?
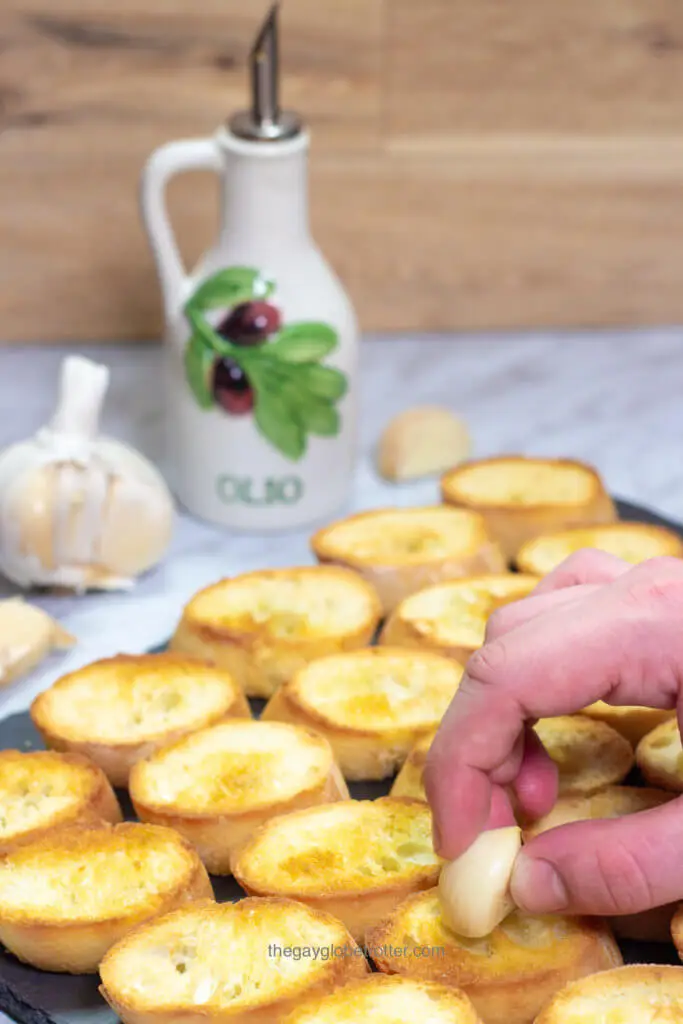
0,752,123,855
636,722,683,793
533,964,683,1022
98,897,370,1024
0,825,213,973
367,903,622,1024
579,705,677,748
440,457,617,562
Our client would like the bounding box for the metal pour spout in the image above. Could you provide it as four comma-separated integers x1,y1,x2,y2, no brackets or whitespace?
229,3,303,142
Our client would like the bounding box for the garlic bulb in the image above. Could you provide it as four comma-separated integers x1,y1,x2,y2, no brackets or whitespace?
0,356,175,591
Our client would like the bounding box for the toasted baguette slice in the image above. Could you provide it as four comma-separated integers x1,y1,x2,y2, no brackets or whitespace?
380,574,540,661
579,703,676,748
440,456,616,561
170,567,381,699
261,648,463,781
0,820,212,973
636,718,683,792
533,965,683,1023
516,521,683,575
670,904,683,959
231,797,441,942
310,507,505,614
283,975,483,1024
130,720,349,874
524,785,673,839
0,749,122,854
367,889,622,1024
533,716,634,796
390,730,434,801
31,653,250,786
99,897,369,1024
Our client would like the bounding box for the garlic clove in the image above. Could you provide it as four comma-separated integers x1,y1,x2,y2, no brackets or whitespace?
438,826,522,938
0,598,75,686
0,356,175,592
377,406,472,482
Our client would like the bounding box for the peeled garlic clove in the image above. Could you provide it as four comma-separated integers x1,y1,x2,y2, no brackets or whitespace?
438,826,522,938
0,597,75,686
0,356,175,592
377,406,472,482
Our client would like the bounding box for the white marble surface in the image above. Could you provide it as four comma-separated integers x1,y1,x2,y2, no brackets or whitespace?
0,329,682,723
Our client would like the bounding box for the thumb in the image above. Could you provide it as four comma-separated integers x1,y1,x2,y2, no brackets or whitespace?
510,795,683,916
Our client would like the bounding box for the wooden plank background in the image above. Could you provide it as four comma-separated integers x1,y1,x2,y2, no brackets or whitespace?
3,0,683,341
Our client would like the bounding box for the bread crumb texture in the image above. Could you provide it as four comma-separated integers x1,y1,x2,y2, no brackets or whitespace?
132,720,332,813
235,799,439,895
443,458,598,507
533,716,634,795
283,974,481,1023
0,822,194,922
184,568,378,639
32,654,238,743
313,508,490,565
0,751,97,838
517,523,683,575
291,650,462,732
535,965,683,1023
100,898,359,1012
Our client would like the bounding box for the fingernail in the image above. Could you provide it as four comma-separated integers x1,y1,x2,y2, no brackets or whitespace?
511,853,569,914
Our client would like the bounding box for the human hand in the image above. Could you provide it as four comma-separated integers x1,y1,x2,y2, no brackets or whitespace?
424,550,683,919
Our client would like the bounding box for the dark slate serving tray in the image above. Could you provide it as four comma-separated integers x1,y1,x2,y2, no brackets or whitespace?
0,497,680,1024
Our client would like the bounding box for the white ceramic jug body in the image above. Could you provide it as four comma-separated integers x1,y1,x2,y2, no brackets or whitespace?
140,127,358,531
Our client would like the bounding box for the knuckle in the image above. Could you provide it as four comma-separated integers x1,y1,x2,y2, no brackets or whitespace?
619,572,683,614
466,639,509,687
592,841,654,915
484,606,515,641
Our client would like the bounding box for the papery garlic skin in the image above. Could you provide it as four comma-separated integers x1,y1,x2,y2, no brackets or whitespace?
0,357,174,592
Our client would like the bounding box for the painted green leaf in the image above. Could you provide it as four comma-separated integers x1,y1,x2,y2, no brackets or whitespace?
184,334,215,409
184,308,233,357
297,398,340,437
296,363,348,401
267,323,338,363
253,389,307,461
185,267,274,314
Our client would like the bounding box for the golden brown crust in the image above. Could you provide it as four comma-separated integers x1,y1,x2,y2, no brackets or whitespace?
367,890,622,1024
0,749,122,854
0,821,213,973
261,648,463,781
533,965,683,1021
99,897,370,1024
516,521,683,576
390,731,435,801
380,574,540,662
129,720,349,875
30,653,250,786
282,974,484,1023
671,903,683,958
441,456,616,561
310,507,506,614
169,567,382,699
579,703,677,748
636,718,683,793
231,798,441,943
533,716,634,796
522,785,674,840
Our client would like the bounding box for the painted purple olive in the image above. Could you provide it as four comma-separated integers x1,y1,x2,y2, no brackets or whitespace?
216,301,281,347
212,358,254,415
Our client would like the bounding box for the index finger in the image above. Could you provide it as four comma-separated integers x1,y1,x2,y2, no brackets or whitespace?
424,560,683,859
531,547,630,595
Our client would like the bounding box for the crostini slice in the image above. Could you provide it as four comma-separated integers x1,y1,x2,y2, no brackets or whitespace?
440,456,616,561
636,718,683,792
310,506,506,614
99,897,369,1024
579,702,676,748
367,889,622,1024
523,785,674,840
231,797,441,942
170,566,381,699
532,965,683,1023
130,719,349,874
390,730,435,801
0,749,122,854
533,716,634,796
380,573,540,661
0,820,212,973
30,652,250,787
516,521,683,576
282,975,483,1024
261,647,463,780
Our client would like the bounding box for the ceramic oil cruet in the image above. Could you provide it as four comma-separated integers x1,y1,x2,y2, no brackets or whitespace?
139,4,358,532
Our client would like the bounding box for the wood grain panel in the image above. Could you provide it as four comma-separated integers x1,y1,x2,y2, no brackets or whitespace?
388,0,683,137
